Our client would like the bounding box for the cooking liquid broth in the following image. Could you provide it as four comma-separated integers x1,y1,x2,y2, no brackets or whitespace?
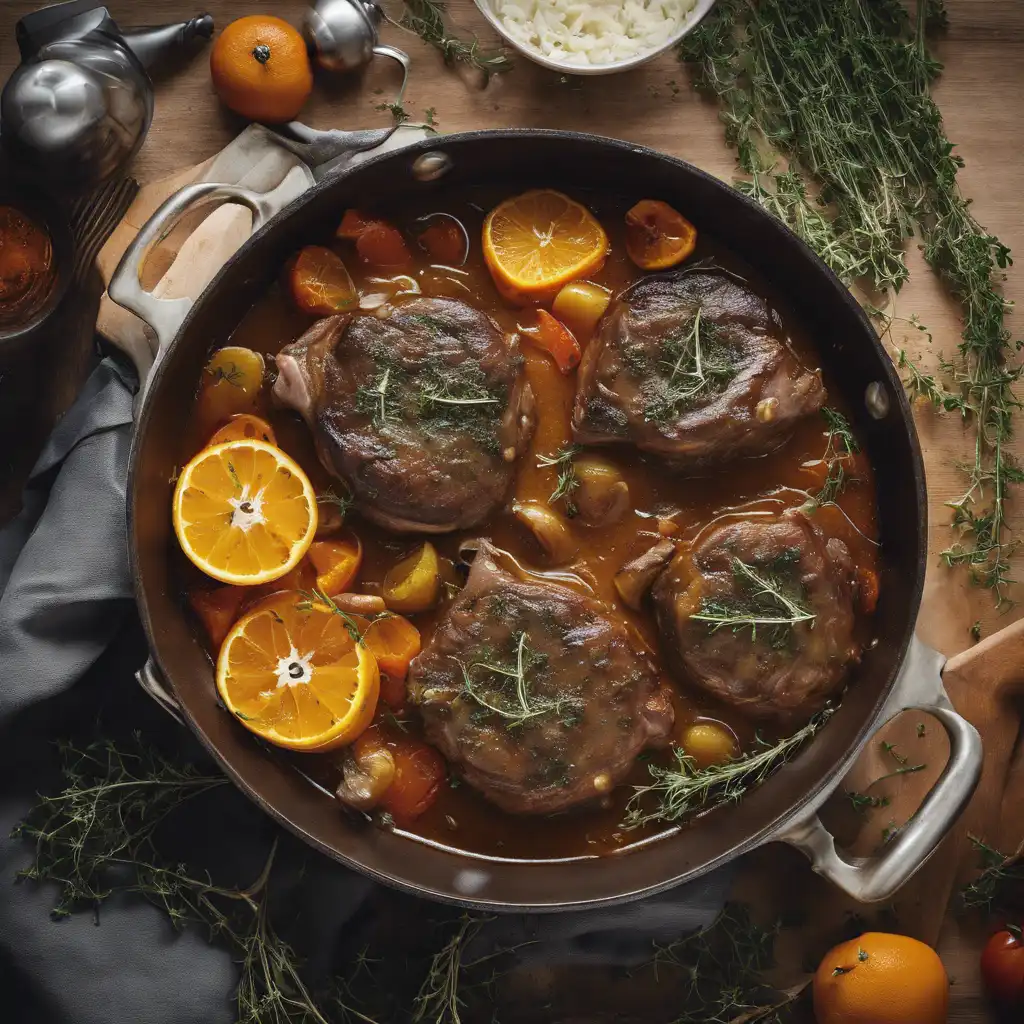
179,188,880,861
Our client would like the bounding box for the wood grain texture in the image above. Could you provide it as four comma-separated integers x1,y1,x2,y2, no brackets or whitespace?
1,2,1022,1020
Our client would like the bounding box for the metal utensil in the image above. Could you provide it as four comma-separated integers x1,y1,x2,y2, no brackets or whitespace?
303,0,409,99
0,1,213,193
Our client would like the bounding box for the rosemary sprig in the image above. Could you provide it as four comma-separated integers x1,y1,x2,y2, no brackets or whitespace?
681,0,1022,605
455,631,579,729
691,556,815,643
537,444,581,515
624,709,833,828
395,1,512,79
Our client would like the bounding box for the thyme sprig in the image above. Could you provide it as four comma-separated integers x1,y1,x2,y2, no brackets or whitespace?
296,588,373,646
624,709,833,828
394,1,512,79
652,904,806,1024
681,0,1022,604
805,408,860,508
960,835,1024,913
537,444,581,515
455,631,579,728
644,310,737,422
691,555,815,644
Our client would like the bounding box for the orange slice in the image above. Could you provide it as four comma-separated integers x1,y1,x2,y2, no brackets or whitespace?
173,439,318,586
208,413,277,447
624,200,697,270
216,591,379,751
482,189,609,305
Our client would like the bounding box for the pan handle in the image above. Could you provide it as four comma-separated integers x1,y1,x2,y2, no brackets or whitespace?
137,658,184,726
774,637,982,902
107,171,309,401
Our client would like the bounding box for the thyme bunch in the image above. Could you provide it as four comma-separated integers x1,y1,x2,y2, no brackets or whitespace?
681,0,1022,604
624,709,833,828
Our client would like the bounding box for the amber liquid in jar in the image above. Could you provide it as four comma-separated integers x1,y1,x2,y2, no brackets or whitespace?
0,205,56,328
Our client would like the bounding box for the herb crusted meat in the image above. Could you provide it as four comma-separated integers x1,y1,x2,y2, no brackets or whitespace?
571,269,825,468
273,298,536,533
407,542,674,815
651,509,861,722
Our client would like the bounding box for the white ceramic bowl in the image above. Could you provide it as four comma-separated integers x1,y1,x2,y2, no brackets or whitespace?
472,0,718,76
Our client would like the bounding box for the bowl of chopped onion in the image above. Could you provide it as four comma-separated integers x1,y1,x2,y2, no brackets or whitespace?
473,0,718,75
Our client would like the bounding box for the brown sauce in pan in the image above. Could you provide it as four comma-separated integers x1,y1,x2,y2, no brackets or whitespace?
179,188,880,861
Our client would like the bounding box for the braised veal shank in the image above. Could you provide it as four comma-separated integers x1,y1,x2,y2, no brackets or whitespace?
274,298,536,533
651,509,862,722
407,543,674,814
572,269,825,468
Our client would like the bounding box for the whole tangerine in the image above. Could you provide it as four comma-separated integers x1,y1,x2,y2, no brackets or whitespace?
210,15,312,124
812,931,948,1024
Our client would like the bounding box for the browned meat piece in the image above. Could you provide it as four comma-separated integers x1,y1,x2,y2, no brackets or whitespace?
273,298,536,533
572,269,825,469
651,509,860,722
407,542,674,814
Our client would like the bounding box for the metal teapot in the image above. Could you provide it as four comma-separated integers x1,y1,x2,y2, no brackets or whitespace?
0,0,213,192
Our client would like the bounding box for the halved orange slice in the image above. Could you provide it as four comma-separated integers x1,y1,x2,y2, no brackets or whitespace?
216,591,379,751
482,189,609,305
173,439,318,586
208,413,277,447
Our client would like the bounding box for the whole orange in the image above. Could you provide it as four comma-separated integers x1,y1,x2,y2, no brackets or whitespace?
812,932,948,1024
210,15,312,124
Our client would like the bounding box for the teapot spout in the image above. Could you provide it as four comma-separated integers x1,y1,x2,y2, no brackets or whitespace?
122,13,214,73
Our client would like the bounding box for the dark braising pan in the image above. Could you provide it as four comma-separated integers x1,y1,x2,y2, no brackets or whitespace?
110,131,982,911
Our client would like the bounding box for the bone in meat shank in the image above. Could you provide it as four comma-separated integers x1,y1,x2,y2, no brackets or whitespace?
651,508,861,722
407,542,674,814
273,298,536,533
572,269,825,469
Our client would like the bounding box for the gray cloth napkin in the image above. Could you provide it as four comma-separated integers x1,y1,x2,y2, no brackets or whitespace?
0,353,734,1021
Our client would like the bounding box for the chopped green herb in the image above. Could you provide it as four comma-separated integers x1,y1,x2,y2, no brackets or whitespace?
971,620,982,642
846,790,890,815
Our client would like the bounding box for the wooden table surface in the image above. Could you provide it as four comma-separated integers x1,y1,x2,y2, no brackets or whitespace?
1,1,1022,1020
